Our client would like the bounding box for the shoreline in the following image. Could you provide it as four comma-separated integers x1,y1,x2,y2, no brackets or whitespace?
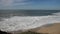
0,23,60,34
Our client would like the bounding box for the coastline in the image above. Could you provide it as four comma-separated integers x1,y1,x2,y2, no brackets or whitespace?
29,23,60,34
11,23,60,34
0,23,60,34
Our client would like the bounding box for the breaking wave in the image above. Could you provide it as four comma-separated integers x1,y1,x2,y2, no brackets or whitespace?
0,12,60,32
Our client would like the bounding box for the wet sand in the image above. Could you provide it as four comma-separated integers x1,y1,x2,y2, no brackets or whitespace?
1,23,60,34
29,23,60,34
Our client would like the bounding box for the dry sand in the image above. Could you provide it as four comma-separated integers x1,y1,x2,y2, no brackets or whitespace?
29,23,60,34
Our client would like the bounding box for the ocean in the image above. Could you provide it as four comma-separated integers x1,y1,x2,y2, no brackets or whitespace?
0,10,60,17
0,10,60,32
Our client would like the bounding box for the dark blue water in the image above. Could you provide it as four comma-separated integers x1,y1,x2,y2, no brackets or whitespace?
0,10,60,17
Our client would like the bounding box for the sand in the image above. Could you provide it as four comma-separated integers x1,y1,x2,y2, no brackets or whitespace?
29,23,60,34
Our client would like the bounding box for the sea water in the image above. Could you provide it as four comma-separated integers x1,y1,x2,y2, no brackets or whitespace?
0,10,60,32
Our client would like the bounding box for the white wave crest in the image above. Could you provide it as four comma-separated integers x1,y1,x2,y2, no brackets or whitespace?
0,12,60,32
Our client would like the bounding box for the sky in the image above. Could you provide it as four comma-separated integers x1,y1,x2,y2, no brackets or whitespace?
0,0,60,10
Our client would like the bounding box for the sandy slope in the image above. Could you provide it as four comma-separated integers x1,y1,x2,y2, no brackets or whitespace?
30,23,60,34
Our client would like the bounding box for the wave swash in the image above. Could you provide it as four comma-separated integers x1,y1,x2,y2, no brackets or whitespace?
0,12,60,32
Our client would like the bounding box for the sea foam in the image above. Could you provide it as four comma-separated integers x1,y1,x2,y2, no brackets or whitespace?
0,12,60,32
